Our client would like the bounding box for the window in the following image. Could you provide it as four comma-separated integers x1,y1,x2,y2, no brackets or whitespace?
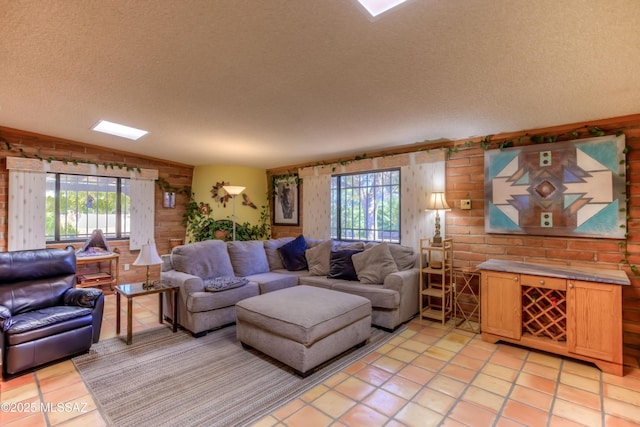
331,169,400,242
45,173,131,242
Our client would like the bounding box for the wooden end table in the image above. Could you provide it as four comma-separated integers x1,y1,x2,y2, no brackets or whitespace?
115,282,179,345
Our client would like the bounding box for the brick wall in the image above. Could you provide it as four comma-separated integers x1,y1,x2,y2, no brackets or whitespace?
0,126,193,289
269,114,640,367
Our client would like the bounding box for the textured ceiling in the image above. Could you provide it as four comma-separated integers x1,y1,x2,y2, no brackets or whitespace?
1,0,639,168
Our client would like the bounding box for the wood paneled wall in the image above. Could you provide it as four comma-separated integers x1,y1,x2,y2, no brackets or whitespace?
0,126,193,288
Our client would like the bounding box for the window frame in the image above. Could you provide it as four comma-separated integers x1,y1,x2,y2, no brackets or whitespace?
331,168,401,243
46,172,131,243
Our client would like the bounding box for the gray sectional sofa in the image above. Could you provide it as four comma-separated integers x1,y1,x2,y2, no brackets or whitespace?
160,236,419,336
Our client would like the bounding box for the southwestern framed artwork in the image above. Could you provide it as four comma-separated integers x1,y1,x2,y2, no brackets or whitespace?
273,175,299,226
484,134,626,238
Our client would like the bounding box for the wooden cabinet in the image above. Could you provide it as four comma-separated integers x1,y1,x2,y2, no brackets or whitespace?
479,260,626,376
419,238,453,324
567,280,623,364
480,271,521,339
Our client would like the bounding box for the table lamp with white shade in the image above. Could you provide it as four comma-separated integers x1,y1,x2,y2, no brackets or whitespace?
133,241,163,289
425,192,451,246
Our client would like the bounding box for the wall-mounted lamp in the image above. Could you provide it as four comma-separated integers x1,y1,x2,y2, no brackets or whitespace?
426,192,450,246
223,185,245,241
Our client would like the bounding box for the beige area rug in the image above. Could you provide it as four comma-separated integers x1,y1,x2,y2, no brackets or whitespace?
73,324,404,427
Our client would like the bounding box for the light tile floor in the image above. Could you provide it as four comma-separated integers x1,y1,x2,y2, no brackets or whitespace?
2,293,640,426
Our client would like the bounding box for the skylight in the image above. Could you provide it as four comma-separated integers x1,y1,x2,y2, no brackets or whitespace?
357,0,409,17
91,120,148,140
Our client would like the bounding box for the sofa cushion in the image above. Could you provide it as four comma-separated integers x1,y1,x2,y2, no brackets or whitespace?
278,234,308,271
186,283,260,313
263,237,294,271
305,239,332,276
328,249,362,281
244,272,298,293
203,276,249,292
388,244,416,270
7,308,94,346
171,240,235,279
333,241,365,251
227,241,269,276
352,242,399,284
305,238,326,249
8,306,93,335
331,282,400,309
298,275,347,290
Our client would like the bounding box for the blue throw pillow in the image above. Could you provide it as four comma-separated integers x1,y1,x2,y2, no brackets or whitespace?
328,249,362,281
277,234,308,271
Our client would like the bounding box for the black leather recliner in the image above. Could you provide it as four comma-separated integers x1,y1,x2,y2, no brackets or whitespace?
0,246,104,379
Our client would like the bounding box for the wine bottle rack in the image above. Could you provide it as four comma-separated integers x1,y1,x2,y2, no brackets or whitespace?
522,286,567,341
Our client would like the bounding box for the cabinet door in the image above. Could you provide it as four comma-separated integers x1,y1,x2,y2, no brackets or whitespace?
481,271,521,339
567,280,622,363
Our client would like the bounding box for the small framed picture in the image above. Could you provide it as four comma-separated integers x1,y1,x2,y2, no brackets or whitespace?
163,191,176,208
273,175,299,225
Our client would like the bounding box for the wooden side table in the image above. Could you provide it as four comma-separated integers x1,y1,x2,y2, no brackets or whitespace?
454,267,480,333
419,238,454,325
115,282,179,345
76,252,120,290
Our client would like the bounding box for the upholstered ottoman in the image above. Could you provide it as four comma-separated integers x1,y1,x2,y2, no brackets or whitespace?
235,285,372,376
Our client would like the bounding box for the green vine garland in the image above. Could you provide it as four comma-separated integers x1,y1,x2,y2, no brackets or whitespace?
294,126,637,278
0,136,143,173
156,177,191,196
4,128,636,277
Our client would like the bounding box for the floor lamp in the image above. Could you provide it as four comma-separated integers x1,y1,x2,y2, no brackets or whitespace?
223,185,245,241
426,192,450,246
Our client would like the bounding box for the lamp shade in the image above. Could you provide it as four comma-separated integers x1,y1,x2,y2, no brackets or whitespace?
426,192,450,211
223,185,245,196
133,241,163,266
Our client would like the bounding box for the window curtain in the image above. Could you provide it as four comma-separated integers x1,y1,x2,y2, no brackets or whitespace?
8,170,46,251
401,153,446,250
5,157,158,252
301,173,332,238
298,150,445,249
129,178,156,250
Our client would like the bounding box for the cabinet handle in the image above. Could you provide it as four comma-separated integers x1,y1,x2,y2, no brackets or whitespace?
539,280,545,285
514,277,519,281
568,283,574,289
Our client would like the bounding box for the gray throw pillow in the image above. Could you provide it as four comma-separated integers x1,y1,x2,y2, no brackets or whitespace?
352,242,399,284
227,241,269,276
305,239,332,276
263,237,294,270
203,276,249,292
171,240,235,279
388,244,416,270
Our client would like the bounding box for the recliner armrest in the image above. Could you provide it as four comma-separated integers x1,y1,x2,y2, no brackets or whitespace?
63,288,103,308
0,304,13,331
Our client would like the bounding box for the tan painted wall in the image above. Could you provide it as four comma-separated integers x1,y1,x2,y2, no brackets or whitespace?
191,165,268,227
